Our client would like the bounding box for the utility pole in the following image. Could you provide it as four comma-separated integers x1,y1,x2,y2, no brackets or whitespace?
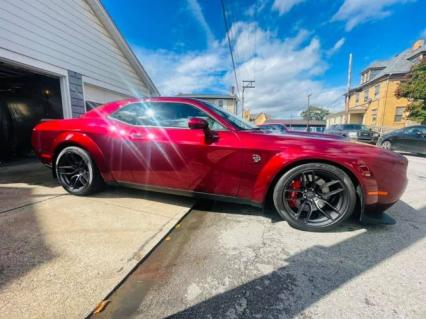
306,93,312,132
345,53,353,124
241,80,255,118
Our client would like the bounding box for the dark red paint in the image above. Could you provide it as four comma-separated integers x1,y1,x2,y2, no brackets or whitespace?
32,97,407,210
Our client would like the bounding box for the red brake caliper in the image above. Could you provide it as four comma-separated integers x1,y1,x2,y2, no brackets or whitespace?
288,179,302,208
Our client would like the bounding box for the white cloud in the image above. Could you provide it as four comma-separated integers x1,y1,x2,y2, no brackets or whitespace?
135,22,346,118
272,0,305,15
327,37,346,56
186,0,215,45
245,0,268,17
333,0,412,31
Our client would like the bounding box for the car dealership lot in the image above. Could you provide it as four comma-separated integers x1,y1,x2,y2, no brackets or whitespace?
97,154,426,319
0,161,193,318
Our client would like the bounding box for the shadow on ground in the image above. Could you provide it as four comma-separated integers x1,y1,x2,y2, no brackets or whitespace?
167,200,425,318
0,187,57,290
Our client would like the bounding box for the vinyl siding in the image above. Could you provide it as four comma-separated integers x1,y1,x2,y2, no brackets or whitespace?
0,0,150,97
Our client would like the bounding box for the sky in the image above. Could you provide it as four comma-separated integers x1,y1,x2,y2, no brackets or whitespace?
102,0,426,118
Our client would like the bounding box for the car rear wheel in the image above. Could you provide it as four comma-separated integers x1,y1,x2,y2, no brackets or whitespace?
55,146,104,195
381,140,392,150
273,163,356,232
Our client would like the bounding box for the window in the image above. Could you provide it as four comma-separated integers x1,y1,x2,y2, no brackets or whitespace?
371,109,377,123
110,102,225,130
355,93,359,103
394,107,405,122
374,84,380,98
218,99,224,108
363,89,369,102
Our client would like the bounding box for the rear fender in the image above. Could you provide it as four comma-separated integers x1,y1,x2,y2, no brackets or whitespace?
52,132,113,181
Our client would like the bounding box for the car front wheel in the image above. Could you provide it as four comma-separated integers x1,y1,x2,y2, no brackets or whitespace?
273,163,356,231
381,140,392,150
55,146,104,195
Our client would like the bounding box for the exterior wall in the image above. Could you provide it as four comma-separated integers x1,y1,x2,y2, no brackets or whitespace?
326,113,346,126
197,97,237,114
0,0,150,99
348,79,416,130
84,83,130,104
254,113,267,125
68,71,85,117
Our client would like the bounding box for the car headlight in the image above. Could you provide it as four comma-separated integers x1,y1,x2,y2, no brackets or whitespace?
373,132,379,137
348,132,357,138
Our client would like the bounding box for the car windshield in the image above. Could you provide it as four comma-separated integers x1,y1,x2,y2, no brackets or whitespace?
343,124,369,130
202,101,257,130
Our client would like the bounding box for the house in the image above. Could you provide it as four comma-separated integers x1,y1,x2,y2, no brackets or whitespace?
242,110,269,125
341,39,425,130
325,111,346,127
0,0,158,158
177,93,238,114
265,119,326,132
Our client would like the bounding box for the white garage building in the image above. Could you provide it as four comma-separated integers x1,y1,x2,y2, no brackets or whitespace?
0,0,158,158
0,0,158,118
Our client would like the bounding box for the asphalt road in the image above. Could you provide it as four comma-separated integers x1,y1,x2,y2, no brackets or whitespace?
95,154,426,319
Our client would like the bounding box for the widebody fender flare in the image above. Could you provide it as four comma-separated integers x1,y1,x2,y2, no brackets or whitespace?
51,132,113,181
251,151,368,205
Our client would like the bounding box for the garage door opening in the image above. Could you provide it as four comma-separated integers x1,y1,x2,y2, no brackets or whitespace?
0,61,63,161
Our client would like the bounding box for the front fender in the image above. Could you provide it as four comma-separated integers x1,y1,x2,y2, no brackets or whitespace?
52,132,113,181
250,152,367,205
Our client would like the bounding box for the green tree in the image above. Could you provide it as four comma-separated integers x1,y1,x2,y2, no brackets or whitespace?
300,106,330,121
396,61,426,124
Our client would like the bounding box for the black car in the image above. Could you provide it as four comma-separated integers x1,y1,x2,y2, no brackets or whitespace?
377,125,426,155
324,124,379,144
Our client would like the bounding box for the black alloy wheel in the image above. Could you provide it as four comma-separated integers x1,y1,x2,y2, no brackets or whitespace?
55,146,104,195
273,163,356,231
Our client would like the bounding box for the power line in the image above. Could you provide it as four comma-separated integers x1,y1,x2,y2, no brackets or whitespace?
220,0,240,97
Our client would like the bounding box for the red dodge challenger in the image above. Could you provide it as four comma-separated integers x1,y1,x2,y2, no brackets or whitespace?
32,97,407,231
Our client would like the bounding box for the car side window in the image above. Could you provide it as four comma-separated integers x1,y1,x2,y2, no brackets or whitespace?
110,102,226,130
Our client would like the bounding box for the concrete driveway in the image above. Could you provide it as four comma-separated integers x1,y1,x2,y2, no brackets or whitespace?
97,154,426,319
0,161,194,319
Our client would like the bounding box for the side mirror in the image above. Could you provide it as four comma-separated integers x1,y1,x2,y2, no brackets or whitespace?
188,117,209,130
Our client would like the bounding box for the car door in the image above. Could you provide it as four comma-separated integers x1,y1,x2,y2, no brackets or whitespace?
109,101,242,197
397,127,421,153
408,127,426,154
390,128,407,151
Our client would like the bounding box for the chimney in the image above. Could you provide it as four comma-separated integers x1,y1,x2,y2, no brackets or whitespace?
412,39,424,51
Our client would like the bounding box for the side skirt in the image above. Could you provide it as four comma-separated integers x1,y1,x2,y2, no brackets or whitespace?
112,181,263,208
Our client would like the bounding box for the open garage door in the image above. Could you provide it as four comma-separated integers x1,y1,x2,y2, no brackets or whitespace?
0,61,63,160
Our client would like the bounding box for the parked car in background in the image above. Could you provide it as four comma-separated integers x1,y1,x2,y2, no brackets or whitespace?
259,123,345,140
258,123,287,133
324,124,380,144
32,97,407,232
377,125,426,155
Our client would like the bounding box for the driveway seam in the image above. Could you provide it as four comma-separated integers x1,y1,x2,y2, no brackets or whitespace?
0,194,69,215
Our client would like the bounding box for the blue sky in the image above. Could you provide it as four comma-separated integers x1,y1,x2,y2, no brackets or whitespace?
102,0,426,117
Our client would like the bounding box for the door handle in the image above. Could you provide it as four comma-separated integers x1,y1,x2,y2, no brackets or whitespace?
130,133,144,139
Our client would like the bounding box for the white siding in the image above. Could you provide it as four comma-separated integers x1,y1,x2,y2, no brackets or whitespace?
0,0,149,97
84,83,130,104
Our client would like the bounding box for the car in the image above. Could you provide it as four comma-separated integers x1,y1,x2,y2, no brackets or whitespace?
32,97,408,232
259,122,346,140
258,123,288,133
377,125,426,155
324,124,380,144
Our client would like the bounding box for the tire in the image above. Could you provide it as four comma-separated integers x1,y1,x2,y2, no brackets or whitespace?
381,140,392,150
55,146,104,195
273,163,356,232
